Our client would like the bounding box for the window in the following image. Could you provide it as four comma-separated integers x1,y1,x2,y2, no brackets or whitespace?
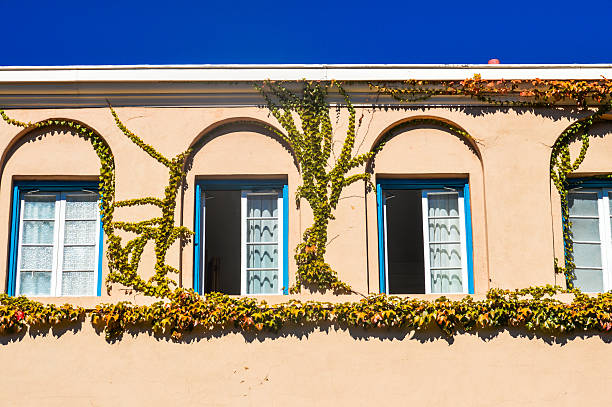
377,179,474,294
194,180,288,295
9,182,102,297
567,185,612,292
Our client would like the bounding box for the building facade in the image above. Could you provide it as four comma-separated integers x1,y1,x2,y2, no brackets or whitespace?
0,64,611,405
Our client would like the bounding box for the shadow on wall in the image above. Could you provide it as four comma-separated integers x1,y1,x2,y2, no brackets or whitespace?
2,319,612,347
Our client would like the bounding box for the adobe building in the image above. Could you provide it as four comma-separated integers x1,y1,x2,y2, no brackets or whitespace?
0,64,611,405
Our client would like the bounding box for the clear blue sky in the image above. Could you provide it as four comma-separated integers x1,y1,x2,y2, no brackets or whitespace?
2,0,611,65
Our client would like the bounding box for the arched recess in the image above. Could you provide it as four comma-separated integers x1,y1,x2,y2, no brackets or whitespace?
180,118,302,294
549,112,612,290
364,115,488,295
0,118,115,295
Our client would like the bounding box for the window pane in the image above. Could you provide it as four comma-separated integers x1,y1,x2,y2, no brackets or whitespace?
428,218,460,242
569,218,600,242
429,243,462,268
247,269,278,294
573,243,602,268
22,221,55,244
62,246,96,270
247,219,278,243
568,193,599,216
20,246,53,270
62,271,95,296
247,244,278,268
23,195,55,219
65,195,98,219
64,220,96,245
573,269,604,293
19,271,51,296
247,194,278,218
431,269,463,294
428,193,459,217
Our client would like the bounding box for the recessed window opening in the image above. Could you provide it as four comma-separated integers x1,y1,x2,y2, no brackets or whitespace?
196,180,288,295
10,183,102,297
378,179,473,295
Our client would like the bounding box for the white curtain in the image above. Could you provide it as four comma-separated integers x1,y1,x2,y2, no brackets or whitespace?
568,192,603,292
19,194,56,296
427,193,463,293
246,194,278,294
61,194,97,296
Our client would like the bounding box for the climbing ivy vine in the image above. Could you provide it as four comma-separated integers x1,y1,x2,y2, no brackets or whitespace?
256,80,379,293
0,108,193,298
372,75,612,288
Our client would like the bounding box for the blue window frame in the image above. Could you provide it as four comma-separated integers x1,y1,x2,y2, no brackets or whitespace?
8,181,103,297
194,179,289,295
376,178,474,294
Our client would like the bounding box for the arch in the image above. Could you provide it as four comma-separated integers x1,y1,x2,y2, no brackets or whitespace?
367,115,482,172
185,117,299,173
364,114,489,294
0,117,114,184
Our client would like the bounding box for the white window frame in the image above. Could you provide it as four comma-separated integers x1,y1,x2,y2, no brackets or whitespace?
382,188,468,294
240,190,284,295
421,190,469,294
15,191,101,297
568,188,612,292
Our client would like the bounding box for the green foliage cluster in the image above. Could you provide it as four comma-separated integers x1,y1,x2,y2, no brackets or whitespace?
72,285,612,340
256,80,379,293
550,102,612,286
371,75,612,108
0,294,83,334
0,109,193,298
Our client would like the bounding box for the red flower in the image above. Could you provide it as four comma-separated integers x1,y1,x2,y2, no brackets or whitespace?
14,310,25,321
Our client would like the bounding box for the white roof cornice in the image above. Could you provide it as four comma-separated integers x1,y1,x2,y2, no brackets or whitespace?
0,64,611,82
0,64,610,108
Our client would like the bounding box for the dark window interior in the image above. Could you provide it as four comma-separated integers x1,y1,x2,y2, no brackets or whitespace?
204,190,241,294
385,189,425,294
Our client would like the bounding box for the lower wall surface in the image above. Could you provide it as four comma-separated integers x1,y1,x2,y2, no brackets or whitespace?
0,325,609,406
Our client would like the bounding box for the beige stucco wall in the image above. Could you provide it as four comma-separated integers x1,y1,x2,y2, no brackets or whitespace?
0,323,610,406
0,105,609,298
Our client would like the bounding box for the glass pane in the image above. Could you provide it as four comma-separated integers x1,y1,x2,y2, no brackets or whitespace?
247,194,278,218
569,218,600,242
573,243,602,268
428,193,459,217
568,193,599,216
428,218,460,242
429,243,461,268
61,271,95,296
22,221,54,244
62,246,96,270
19,271,51,296
23,195,56,219
247,244,278,269
247,269,278,294
247,219,278,243
431,269,463,294
65,194,98,220
64,220,97,245
20,246,53,270
573,269,604,293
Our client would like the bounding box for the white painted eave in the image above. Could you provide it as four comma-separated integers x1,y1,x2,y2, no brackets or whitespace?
0,64,611,82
